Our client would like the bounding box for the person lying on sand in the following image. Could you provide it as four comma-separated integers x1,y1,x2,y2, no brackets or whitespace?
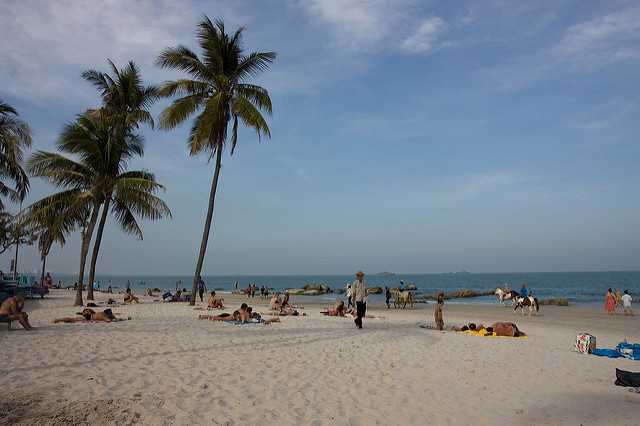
53,308,130,323
449,321,525,337
207,291,225,309
199,303,250,322
124,288,139,304
271,307,305,316
0,295,34,330
246,306,281,324
321,300,346,317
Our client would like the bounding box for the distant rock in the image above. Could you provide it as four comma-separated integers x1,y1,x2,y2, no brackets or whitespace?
420,289,494,300
367,287,383,294
374,272,396,277
539,298,569,306
286,288,306,295
406,284,417,291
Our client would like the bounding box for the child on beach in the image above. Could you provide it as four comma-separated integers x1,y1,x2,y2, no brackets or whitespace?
434,293,444,331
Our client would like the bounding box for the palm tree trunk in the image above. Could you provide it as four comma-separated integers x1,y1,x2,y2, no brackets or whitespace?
13,236,19,280
190,147,223,306
87,195,111,300
41,254,47,285
75,203,101,306
13,201,22,280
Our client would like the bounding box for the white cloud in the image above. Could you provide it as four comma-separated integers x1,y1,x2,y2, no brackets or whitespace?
401,17,446,53
486,5,640,91
0,0,242,103
304,0,408,47
550,5,640,68
302,0,446,54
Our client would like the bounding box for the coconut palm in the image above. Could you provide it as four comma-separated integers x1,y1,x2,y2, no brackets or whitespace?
80,60,159,299
156,16,275,304
0,100,31,210
28,113,171,305
23,199,75,285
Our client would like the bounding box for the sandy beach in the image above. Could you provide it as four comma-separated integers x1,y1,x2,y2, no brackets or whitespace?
1,290,639,425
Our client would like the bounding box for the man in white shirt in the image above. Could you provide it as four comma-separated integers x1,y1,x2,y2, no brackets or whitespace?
622,290,633,316
352,271,367,329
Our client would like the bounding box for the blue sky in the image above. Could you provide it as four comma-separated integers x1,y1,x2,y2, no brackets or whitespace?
1,0,639,275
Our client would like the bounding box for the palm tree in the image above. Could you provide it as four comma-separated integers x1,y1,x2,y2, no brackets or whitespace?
28,113,171,305
156,16,275,305
80,60,158,300
0,100,31,210
23,199,75,285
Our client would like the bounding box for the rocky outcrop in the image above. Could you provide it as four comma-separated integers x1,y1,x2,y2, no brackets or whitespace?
285,283,332,296
538,298,569,306
420,289,494,300
367,287,383,294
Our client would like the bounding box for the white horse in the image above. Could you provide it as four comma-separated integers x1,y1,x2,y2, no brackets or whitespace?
513,296,539,316
495,287,519,306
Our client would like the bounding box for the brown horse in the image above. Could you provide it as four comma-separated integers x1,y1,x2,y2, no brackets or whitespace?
391,288,414,309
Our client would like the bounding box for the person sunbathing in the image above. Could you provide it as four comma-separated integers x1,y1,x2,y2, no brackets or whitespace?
450,322,486,332
207,291,225,309
124,288,139,304
246,307,281,324
0,295,34,330
53,308,129,323
199,303,250,322
321,300,346,317
491,322,525,337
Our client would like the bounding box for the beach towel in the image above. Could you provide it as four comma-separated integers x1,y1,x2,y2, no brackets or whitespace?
591,342,640,361
459,329,528,339
592,348,621,358
223,319,264,326
617,342,640,361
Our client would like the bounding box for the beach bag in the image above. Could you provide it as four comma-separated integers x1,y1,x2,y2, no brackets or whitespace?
575,333,596,354
615,369,640,387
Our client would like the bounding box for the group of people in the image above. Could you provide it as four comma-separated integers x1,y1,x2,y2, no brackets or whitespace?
198,302,279,324
207,291,225,309
604,288,633,315
269,292,303,315
243,283,269,298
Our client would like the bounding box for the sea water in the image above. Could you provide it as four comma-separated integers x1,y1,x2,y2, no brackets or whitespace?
46,271,639,305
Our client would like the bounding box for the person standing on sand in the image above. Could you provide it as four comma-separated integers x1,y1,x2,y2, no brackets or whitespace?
434,292,445,331
352,271,367,329
621,290,633,316
604,288,616,314
346,284,353,310
385,286,391,309
615,289,623,311
197,276,207,302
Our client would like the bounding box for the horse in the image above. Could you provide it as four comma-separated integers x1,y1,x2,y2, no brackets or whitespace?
390,288,414,309
495,288,519,306
513,296,539,316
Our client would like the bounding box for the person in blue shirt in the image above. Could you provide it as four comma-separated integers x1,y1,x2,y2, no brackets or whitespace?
520,283,528,298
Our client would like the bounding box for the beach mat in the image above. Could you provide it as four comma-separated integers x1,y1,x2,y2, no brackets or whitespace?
459,330,528,339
